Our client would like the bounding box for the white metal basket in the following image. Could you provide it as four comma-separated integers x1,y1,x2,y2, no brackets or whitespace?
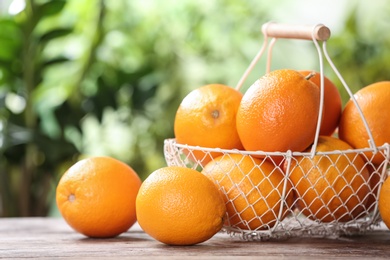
164,22,390,241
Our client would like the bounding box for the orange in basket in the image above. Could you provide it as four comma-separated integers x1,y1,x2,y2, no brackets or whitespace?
174,84,243,165
236,69,320,154
202,154,294,230
365,164,383,213
339,81,390,165
298,70,342,136
288,136,370,223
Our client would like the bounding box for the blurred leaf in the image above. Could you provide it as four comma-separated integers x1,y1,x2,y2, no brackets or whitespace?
83,75,118,121
132,74,159,111
35,0,67,19
0,19,22,61
0,58,11,68
0,42,20,61
0,120,33,153
41,56,71,67
53,101,84,131
38,28,73,44
0,19,22,41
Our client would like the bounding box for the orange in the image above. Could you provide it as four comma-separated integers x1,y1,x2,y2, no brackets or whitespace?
136,166,226,245
338,81,390,165
365,164,384,213
202,153,294,230
236,69,320,153
299,70,342,136
288,136,370,223
56,156,142,238
379,175,390,230
174,84,243,165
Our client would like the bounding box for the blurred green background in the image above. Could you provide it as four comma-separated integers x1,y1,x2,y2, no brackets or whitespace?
0,0,389,217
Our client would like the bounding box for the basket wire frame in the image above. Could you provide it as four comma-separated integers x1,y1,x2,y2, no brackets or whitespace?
164,139,390,240
164,22,390,241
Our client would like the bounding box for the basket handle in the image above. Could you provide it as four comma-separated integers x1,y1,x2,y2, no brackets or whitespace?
262,22,331,41
235,22,331,91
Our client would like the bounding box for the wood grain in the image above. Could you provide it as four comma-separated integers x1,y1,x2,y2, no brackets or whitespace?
1,218,390,259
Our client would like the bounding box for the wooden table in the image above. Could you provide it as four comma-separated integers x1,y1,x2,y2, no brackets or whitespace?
1,217,390,259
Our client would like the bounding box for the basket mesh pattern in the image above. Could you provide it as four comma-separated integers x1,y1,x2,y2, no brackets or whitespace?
164,138,390,241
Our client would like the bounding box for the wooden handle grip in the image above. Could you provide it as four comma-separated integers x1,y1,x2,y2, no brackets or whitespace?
262,22,331,41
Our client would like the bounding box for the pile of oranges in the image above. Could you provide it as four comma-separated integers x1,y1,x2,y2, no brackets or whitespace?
173,68,390,231
55,68,390,246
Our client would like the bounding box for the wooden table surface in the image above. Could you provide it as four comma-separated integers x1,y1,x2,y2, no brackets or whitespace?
1,217,390,259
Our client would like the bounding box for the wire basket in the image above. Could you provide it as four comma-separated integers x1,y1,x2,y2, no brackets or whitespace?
164,22,390,241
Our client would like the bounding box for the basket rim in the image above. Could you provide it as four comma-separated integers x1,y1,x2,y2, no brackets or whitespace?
164,138,390,157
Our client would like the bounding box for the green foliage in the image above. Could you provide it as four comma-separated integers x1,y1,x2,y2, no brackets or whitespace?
0,0,78,216
0,0,270,217
326,1,390,104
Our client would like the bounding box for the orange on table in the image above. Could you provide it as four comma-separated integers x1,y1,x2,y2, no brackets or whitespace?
56,156,142,238
289,136,370,223
202,153,294,230
236,69,320,153
338,81,390,165
299,70,342,136
379,175,390,230
136,166,226,245
174,84,243,165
